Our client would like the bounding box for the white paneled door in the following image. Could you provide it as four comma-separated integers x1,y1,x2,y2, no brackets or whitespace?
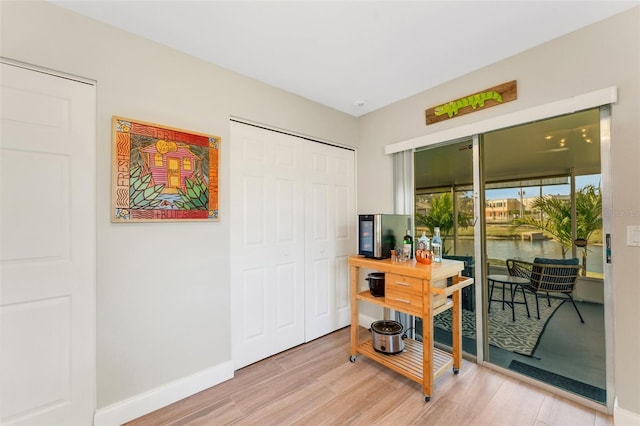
230,123,306,369
230,121,355,369
304,142,355,341
0,63,96,425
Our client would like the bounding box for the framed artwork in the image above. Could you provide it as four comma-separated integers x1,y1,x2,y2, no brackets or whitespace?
111,116,220,222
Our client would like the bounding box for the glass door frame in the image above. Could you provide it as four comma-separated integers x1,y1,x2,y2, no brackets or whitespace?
404,103,614,413
475,108,612,412
472,134,488,362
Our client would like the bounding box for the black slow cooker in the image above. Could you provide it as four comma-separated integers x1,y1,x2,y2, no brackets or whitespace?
366,272,385,297
370,320,405,354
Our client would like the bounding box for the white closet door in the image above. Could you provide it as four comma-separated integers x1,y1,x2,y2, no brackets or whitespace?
0,63,96,425
230,122,306,369
304,142,356,341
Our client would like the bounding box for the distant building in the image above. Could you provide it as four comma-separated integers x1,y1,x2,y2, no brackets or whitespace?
417,193,571,224
486,198,520,222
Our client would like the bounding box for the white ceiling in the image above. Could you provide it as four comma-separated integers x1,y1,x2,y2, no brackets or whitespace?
414,108,602,190
50,1,637,117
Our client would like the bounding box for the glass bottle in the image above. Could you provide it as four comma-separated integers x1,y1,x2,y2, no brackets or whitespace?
432,227,442,263
403,229,413,260
418,231,430,251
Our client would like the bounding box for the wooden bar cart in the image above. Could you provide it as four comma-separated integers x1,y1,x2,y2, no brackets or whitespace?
348,256,474,402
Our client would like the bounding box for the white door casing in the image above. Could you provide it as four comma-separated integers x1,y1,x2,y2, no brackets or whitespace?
230,121,356,369
0,62,96,425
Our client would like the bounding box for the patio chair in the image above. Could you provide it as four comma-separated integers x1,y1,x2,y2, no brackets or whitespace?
443,254,475,311
507,258,584,323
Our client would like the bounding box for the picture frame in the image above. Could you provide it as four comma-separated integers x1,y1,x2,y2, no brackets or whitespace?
111,116,220,222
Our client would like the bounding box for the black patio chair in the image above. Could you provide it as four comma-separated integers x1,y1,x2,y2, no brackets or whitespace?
443,254,475,311
507,258,584,323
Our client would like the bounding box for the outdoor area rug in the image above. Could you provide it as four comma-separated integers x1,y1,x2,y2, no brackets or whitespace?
433,291,564,357
509,360,606,403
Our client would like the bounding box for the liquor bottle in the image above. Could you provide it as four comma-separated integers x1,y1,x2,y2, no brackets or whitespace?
432,227,442,263
418,231,430,251
403,230,413,260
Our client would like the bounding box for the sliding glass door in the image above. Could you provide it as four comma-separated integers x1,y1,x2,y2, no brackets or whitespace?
412,108,607,404
481,108,606,404
414,139,477,355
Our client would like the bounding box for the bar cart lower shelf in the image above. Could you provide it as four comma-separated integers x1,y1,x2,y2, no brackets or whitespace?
350,339,457,401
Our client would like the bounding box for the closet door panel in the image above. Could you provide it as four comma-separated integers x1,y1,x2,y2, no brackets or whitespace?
334,184,353,313
305,144,356,341
241,267,267,340
242,176,266,245
331,149,356,329
275,263,296,327
231,123,305,369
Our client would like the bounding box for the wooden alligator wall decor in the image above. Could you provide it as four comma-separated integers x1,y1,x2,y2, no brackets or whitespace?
425,80,517,125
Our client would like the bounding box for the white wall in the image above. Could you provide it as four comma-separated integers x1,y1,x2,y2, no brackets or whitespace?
0,0,358,413
357,7,640,417
575,278,604,305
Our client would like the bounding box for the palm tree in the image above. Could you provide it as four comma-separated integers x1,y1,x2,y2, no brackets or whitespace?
516,196,573,257
576,185,602,245
514,184,602,274
415,192,473,254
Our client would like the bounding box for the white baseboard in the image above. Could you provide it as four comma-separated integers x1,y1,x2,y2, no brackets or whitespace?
94,361,234,426
359,313,379,330
614,397,640,425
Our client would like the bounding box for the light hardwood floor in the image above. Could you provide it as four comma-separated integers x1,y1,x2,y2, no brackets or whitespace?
126,327,612,426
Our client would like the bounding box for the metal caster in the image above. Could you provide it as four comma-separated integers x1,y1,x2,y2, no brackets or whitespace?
349,355,356,363
424,395,431,402
453,367,460,374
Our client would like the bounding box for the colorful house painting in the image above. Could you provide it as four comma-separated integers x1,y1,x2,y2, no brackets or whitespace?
111,116,221,222
140,140,200,194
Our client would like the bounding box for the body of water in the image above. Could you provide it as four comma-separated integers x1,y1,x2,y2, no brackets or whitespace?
454,239,603,274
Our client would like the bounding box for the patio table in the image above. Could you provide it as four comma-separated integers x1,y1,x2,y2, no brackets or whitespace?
487,274,531,321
